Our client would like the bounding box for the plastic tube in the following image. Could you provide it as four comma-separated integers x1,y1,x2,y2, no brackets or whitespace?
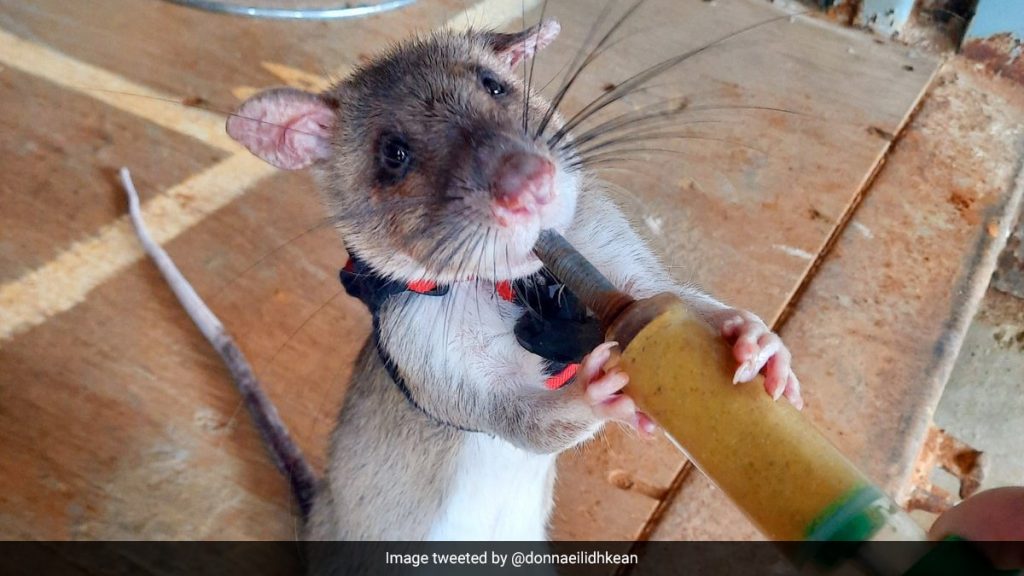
608,295,925,547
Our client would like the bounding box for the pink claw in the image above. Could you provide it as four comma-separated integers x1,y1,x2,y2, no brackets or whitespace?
713,309,804,410
579,342,659,436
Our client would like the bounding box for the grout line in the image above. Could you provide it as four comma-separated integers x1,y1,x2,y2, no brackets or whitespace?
0,0,543,345
771,61,945,334
0,27,236,152
616,460,695,576
633,460,695,543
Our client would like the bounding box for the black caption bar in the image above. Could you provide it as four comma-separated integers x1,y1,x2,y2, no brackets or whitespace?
1,541,1019,576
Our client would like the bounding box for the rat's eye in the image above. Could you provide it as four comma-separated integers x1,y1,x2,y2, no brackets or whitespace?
377,134,412,184
479,70,507,98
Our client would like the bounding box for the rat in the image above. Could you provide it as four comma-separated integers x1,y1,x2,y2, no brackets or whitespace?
125,17,803,542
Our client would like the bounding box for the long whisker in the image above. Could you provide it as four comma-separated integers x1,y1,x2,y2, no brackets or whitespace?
75,86,329,139
210,218,334,303
551,11,805,144
563,116,726,154
521,0,529,133
259,288,346,376
571,128,771,160
552,95,693,149
534,0,648,140
446,229,486,365
473,228,492,318
524,0,551,134
561,102,806,151
531,23,675,102
566,136,769,171
568,146,686,167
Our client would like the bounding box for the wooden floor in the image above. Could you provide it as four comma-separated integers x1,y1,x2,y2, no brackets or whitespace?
1,0,1022,544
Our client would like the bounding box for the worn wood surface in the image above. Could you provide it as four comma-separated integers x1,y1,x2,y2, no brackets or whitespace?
0,72,222,285
648,59,1024,541
3,0,1006,544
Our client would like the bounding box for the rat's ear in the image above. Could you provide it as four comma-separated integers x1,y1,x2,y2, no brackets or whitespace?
484,19,560,69
226,87,336,170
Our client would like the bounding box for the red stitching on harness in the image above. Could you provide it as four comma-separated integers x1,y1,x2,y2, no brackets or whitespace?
545,363,579,390
407,279,438,294
344,259,582,393
495,280,514,302
345,259,498,297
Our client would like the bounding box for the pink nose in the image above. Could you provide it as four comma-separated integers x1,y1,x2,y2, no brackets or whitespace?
491,153,555,216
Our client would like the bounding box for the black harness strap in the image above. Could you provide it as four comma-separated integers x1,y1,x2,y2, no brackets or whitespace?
339,257,477,432
339,255,602,433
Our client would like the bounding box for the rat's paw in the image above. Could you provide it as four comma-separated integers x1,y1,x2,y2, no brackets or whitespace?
579,342,657,437
715,309,804,410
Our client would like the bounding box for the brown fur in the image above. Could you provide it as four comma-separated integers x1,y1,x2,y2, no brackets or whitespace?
306,341,463,540
317,27,566,284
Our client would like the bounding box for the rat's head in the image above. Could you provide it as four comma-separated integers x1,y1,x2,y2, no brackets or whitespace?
227,21,576,283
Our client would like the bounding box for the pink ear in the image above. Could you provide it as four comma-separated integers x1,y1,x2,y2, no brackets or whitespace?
489,19,561,69
226,87,335,170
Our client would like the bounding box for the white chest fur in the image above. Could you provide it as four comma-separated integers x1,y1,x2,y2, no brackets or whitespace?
427,434,557,541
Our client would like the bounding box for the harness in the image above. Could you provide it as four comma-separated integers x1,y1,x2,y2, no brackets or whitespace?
339,255,603,431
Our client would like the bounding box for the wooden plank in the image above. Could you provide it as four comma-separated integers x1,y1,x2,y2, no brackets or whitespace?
648,59,1024,540
0,67,227,284
0,171,358,539
0,0,464,124
0,26,235,152
530,0,938,541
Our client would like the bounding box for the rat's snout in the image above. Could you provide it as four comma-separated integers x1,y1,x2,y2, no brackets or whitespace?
490,152,555,224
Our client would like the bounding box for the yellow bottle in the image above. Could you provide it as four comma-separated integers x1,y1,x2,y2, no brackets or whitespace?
607,294,924,545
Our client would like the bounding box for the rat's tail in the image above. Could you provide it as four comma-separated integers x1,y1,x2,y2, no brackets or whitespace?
119,167,316,520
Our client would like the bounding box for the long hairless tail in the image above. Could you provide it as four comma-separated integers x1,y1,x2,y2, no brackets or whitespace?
119,167,317,520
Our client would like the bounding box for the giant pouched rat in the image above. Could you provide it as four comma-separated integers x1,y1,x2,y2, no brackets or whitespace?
128,15,803,541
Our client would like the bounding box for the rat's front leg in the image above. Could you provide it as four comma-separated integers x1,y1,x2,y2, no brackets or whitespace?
566,192,803,411
682,295,803,410
578,341,657,436
481,341,656,454
382,291,652,454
